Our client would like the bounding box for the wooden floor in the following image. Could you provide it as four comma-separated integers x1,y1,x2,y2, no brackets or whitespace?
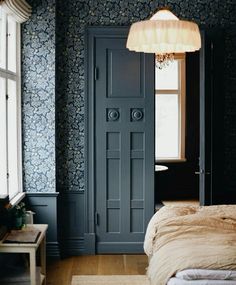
47,255,148,285
163,199,199,206
47,200,198,285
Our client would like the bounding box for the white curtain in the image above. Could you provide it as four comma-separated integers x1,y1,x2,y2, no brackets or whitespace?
0,0,32,23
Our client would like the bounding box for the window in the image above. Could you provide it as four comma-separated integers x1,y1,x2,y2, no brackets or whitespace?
0,6,22,201
155,54,186,162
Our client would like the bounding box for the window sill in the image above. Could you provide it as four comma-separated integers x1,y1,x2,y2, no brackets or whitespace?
10,192,25,206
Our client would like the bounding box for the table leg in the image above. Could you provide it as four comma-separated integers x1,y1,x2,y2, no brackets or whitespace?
29,249,36,285
40,236,46,284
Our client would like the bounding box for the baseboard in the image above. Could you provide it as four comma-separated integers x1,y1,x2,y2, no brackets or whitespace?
59,238,85,257
84,233,96,254
47,241,60,257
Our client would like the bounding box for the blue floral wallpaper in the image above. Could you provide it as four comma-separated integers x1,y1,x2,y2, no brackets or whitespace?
21,0,236,193
21,0,56,192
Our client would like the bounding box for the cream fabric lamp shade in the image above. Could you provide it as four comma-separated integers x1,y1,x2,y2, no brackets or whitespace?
126,9,201,54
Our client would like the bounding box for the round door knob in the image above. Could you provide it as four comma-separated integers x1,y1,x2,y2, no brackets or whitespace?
132,109,143,121
108,109,119,121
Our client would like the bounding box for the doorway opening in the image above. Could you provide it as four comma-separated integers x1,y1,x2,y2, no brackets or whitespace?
155,51,200,208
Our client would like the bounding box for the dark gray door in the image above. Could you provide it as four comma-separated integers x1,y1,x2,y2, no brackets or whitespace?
90,28,154,253
199,29,224,205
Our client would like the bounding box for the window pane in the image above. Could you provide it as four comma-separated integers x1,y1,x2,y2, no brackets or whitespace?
0,7,6,69
7,16,17,72
155,60,178,90
155,94,179,159
0,77,8,196
7,79,19,199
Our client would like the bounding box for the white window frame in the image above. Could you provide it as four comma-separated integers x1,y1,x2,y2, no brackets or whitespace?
0,7,24,204
155,53,186,163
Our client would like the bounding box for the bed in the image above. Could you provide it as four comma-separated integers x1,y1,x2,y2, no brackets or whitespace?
144,205,236,285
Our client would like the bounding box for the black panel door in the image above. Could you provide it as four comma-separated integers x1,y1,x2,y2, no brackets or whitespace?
199,29,224,205
89,28,154,253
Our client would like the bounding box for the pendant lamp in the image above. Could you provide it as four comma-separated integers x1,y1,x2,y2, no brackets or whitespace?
126,8,201,68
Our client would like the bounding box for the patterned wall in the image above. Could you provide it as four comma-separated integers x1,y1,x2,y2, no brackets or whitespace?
22,0,236,193
224,24,236,192
21,0,56,192
56,0,236,193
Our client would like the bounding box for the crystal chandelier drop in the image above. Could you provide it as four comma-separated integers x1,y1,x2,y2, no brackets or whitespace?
155,53,174,69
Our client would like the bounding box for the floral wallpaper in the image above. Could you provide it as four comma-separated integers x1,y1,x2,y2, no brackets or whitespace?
21,0,236,193
56,0,236,193
21,0,56,192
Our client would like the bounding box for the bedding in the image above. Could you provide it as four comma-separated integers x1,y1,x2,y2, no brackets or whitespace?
167,277,236,285
144,205,236,285
176,269,236,280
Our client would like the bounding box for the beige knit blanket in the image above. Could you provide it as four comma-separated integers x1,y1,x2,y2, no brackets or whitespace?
144,205,236,285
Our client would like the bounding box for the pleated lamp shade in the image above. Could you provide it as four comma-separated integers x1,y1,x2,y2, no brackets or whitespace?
126,9,201,54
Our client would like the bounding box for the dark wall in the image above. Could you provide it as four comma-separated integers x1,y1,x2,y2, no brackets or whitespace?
56,0,236,199
55,0,236,253
224,24,236,196
21,0,236,254
21,0,59,256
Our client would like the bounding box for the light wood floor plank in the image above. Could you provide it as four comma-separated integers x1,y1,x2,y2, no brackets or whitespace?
97,255,125,275
162,199,199,206
72,256,98,275
47,255,148,285
47,257,74,285
124,255,147,274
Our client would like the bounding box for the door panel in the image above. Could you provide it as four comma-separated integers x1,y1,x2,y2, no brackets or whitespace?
94,30,154,253
107,50,143,98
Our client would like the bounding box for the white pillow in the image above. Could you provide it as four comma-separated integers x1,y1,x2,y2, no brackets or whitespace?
176,269,236,280
168,277,236,285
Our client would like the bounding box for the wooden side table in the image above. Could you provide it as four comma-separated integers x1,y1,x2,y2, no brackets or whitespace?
0,224,48,285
